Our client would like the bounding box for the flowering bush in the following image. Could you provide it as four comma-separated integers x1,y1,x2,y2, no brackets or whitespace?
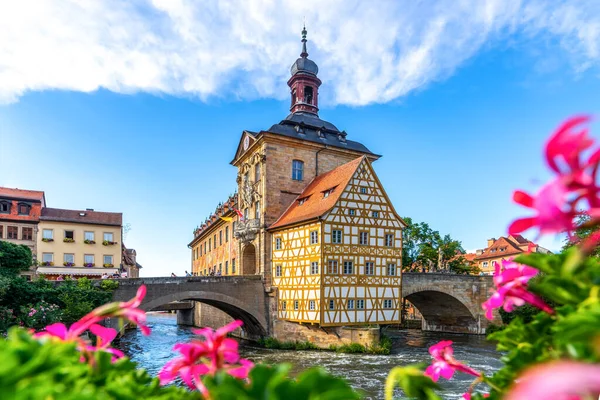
19,300,63,331
84,239,96,244
386,116,600,400
41,238,54,242
84,263,95,267
102,240,117,246
41,261,54,266
63,238,75,243
63,262,76,267
0,285,359,400
103,263,114,268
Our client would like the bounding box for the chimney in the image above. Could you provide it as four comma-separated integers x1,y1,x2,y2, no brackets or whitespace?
487,238,496,247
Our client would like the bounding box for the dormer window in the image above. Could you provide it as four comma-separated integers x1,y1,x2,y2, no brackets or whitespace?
304,86,313,104
500,248,505,252
0,201,10,214
322,187,335,198
17,203,31,215
298,196,309,205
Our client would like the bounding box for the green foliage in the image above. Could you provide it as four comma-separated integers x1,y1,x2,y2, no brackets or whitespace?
0,241,32,276
19,300,63,331
335,343,366,353
203,364,361,400
100,279,120,291
562,214,600,257
385,365,441,400
0,307,17,335
0,328,200,400
0,276,113,333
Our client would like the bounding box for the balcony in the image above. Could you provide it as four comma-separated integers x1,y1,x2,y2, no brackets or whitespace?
234,219,261,243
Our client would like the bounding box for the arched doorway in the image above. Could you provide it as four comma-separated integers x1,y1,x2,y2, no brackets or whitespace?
242,244,256,275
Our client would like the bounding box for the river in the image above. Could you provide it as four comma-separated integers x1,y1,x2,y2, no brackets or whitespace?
118,313,502,399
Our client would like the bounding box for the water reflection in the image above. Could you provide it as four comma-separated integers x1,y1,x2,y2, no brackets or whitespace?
117,313,502,399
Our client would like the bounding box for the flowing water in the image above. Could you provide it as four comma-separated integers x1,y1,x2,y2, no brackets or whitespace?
118,313,502,399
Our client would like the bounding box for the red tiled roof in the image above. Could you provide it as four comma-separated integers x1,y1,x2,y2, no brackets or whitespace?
269,156,365,230
474,236,524,260
0,187,45,203
40,208,122,226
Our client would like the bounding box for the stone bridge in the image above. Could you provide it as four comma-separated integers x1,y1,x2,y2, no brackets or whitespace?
110,273,499,337
111,276,269,339
402,273,499,334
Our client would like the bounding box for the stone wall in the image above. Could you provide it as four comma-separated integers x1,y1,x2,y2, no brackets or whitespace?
272,319,379,349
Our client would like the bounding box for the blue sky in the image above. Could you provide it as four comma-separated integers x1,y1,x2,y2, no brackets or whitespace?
1,1,599,276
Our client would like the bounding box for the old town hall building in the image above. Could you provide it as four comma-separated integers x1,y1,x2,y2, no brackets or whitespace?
189,28,406,327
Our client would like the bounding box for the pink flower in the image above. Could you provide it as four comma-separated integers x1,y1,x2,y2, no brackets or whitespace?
509,179,577,237
86,324,124,361
87,285,151,335
482,260,554,320
462,394,489,400
546,116,593,180
424,341,480,382
159,320,254,396
506,361,600,400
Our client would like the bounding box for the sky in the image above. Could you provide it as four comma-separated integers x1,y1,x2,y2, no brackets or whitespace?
1,0,599,277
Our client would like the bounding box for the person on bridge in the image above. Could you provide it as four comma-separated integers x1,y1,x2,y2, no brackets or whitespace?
171,273,177,277
185,271,191,277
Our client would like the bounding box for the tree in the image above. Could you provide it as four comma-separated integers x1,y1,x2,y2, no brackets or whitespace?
562,214,600,256
0,241,33,276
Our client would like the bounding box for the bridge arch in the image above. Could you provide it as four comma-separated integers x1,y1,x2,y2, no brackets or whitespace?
142,290,268,337
402,286,482,334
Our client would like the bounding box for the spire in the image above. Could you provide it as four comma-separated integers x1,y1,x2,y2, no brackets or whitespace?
300,25,308,58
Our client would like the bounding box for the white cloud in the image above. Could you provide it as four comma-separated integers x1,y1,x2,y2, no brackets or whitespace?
0,0,598,105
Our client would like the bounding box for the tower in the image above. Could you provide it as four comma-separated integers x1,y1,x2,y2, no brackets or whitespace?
288,26,322,115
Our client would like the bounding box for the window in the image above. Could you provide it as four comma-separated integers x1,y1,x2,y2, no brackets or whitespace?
232,258,236,274
64,230,74,241
219,263,222,273
327,260,338,274
7,226,18,239
372,211,379,218
204,242,207,253
483,261,489,268
310,230,318,244
347,299,355,310
294,300,299,311
357,300,365,309
42,229,53,240
42,253,53,263
64,254,74,264
304,86,314,104
292,160,304,181
298,197,308,205
225,261,229,274
84,254,95,264
225,226,229,242
383,299,393,309
385,234,394,247
282,301,287,310
332,230,342,244
365,262,374,275
22,227,33,240
387,264,396,276
103,232,113,242
18,203,31,215
309,300,315,310
214,234,216,247
244,208,249,221
275,265,282,277
219,231,222,246
348,208,356,216
275,237,282,250
323,188,333,198
0,201,10,213
84,231,95,241
104,255,113,265
255,163,261,182
0,225,3,238
360,187,368,194
500,248,505,252
311,261,319,274
359,231,368,245
343,261,354,274
255,201,260,220
209,238,212,250
329,299,335,310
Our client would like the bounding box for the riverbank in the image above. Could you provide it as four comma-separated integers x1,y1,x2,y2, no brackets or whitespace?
257,335,392,355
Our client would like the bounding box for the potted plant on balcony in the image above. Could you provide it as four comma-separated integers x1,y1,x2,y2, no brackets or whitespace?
102,240,117,246
41,261,54,266
41,238,54,243
63,262,75,267
103,263,114,268
84,239,96,244
83,263,95,268
63,238,75,243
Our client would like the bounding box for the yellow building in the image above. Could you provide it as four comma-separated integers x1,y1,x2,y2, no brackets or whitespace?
473,235,551,275
36,208,123,279
190,28,406,327
269,157,406,325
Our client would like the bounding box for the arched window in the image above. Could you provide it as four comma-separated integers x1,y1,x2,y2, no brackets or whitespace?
0,201,10,214
291,88,296,105
304,86,313,104
292,160,304,181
